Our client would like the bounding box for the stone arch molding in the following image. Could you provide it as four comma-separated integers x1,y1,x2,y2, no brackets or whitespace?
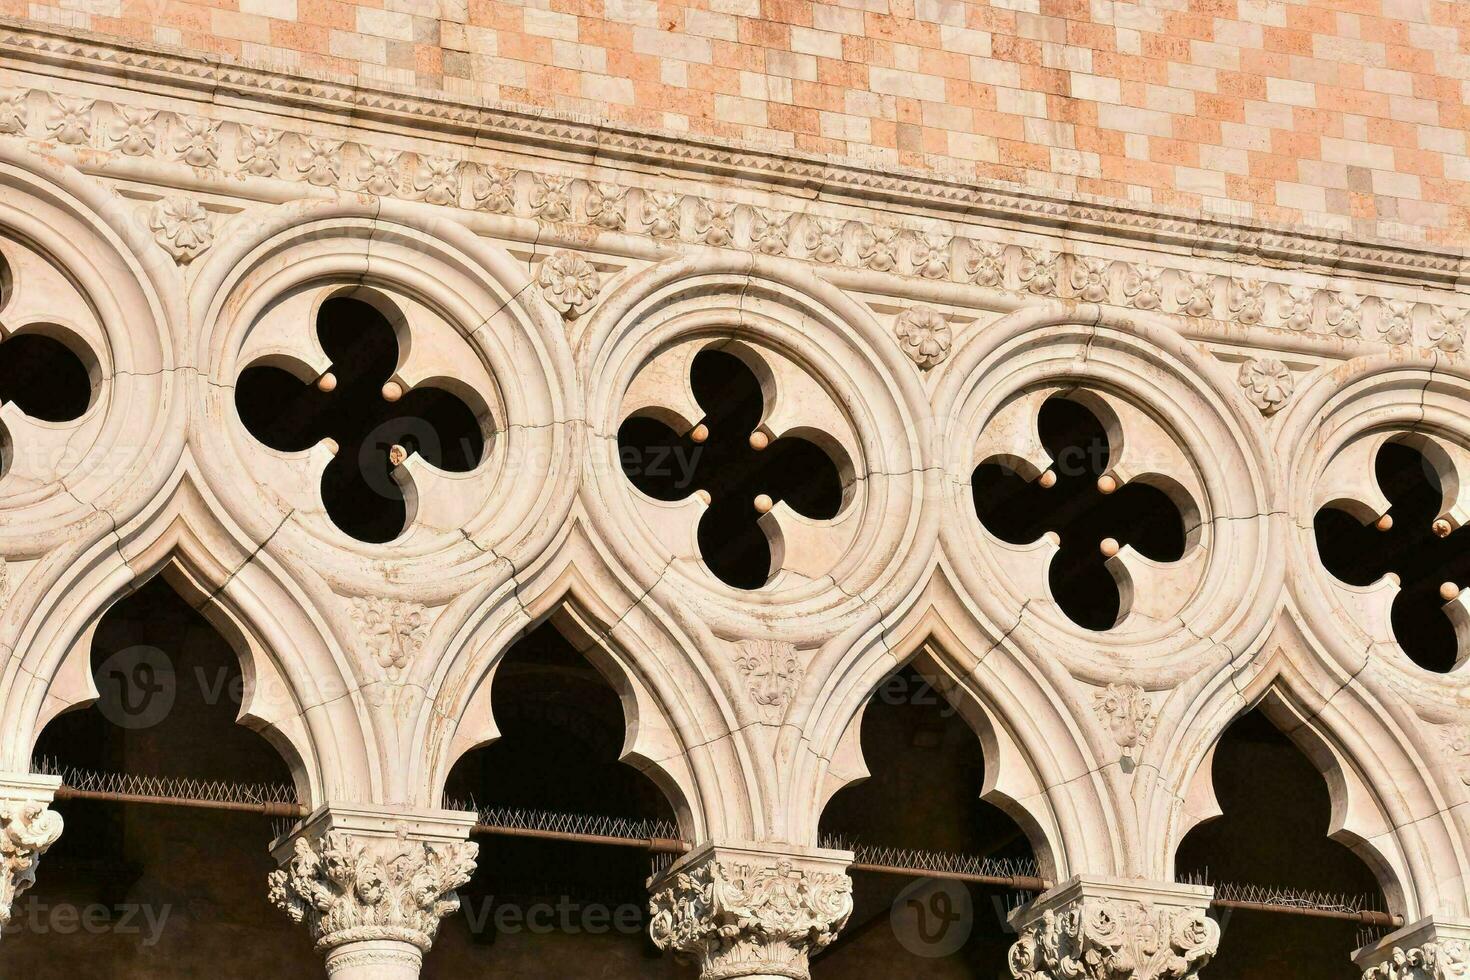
408,523,750,843
188,197,577,600
0,466,380,807
933,303,1280,683
579,250,935,639
1146,616,1470,923
0,143,177,558
787,572,1127,881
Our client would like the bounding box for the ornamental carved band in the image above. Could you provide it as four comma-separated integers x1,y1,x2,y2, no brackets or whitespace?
1008,899,1219,980
267,830,478,953
1363,941,1470,980
0,802,63,927
648,858,853,980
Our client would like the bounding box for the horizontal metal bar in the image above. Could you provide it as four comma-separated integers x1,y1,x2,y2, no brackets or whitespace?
51,784,1405,929
1209,896,1401,928
848,860,1050,893
54,785,307,819
470,822,689,854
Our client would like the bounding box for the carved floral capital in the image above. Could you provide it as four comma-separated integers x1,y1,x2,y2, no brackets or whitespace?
649,849,853,980
1009,894,1218,980
267,828,477,953
1362,940,1470,980
0,800,63,927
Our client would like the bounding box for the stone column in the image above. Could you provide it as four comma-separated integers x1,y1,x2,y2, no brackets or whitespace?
0,772,64,938
1007,875,1219,980
647,842,854,980
1353,916,1470,978
267,804,478,980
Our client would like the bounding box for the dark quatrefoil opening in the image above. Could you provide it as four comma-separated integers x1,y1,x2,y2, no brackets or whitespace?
235,294,484,543
618,348,843,590
0,248,96,478
973,395,1188,630
1315,440,1470,673
0,332,92,423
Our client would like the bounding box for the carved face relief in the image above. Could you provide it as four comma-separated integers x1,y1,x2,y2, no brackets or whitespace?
1093,683,1157,752
733,640,804,723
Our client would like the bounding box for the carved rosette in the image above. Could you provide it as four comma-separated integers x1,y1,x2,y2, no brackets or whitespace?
148,196,213,264
894,305,952,369
0,800,64,927
1009,896,1218,980
537,249,601,320
267,829,477,953
649,850,853,980
1237,357,1294,415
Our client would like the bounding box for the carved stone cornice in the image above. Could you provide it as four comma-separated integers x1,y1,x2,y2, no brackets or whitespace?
0,17,1464,291
0,773,63,930
1355,917,1470,980
267,805,478,954
648,844,854,980
1008,876,1218,980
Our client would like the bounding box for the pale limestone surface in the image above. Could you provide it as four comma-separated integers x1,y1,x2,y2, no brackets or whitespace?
0,21,1465,980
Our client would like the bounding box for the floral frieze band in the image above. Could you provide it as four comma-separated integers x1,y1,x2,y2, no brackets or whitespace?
1,88,1465,350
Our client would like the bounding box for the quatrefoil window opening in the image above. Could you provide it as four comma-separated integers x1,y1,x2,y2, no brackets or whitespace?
618,348,844,590
235,293,485,543
0,250,96,476
973,396,1191,630
1315,440,1470,673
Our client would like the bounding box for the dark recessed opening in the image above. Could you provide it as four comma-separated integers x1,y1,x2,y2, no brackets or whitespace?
18,578,315,977
618,347,842,590
235,295,484,543
1315,440,1470,673
816,665,1037,975
438,622,678,973
974,396,1187,630
0,332,92,422
1175,709,1388,978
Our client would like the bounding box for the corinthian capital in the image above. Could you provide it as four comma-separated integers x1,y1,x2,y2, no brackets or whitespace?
267,805,477,957
1008,876,1218,980
0,773,64,931
1355,917,1470,980
648,844,854,980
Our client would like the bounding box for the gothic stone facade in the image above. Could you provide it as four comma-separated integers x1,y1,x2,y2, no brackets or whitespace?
0,2,1468,977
